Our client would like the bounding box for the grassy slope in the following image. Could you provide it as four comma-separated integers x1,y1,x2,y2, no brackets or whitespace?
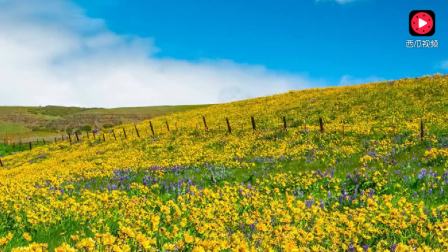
3,75,447,178
0,105,207,142
0,75,448,250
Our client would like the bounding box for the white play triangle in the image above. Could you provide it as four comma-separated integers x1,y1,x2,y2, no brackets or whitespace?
418,18,427,28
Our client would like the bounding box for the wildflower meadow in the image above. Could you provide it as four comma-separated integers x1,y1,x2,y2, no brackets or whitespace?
0,75,447,251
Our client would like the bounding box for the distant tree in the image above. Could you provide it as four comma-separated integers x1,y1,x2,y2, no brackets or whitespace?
103,124,114,129
80,125,92,132
65,128,74,134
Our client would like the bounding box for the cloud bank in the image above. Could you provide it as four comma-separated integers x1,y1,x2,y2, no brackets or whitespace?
0,0,323,107
339,75,385,86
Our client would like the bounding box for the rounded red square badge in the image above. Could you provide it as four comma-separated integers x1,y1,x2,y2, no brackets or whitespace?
409,10,435,36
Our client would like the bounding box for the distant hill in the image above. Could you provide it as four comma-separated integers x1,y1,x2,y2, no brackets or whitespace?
0,105,207,142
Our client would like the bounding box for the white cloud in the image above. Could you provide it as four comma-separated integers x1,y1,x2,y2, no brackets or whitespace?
0,0,323,107
339,75,385,86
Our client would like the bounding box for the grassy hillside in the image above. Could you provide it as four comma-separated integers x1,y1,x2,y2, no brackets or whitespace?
0,75,447,250
0,105,207,143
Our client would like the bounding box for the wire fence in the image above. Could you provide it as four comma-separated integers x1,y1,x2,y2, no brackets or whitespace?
0,115,434,168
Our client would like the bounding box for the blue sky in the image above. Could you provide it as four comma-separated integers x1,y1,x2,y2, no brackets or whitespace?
74,0,447,84
0,0,446,107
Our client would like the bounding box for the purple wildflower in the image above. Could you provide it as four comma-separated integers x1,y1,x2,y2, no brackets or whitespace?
329,169,335,178
362,244,369,252
369,188,375,198
142,175,157,186
107,184,118,191
348,243,355,252
390,244,397,252
442,171,448,184
429,169,437,178
305,199,314,208
418,169,427,179
319,199,325,209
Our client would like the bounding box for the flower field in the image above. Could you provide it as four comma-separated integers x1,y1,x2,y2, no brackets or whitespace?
0,75,448,251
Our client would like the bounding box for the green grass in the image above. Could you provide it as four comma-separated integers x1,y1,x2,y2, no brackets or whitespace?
0,143,30,156
0,122,30,136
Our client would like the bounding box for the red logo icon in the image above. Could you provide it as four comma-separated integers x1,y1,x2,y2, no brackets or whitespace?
409,10,435,36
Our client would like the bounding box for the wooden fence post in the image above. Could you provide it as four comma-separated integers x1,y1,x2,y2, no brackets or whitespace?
29,142,32,150
202,115,208,131
149,121,155,136
122,128,127,139
165,121,170,132
282,116,287,130
226,118,232,134
134,124,140,138
251,116,256,131
112,129,117,141
0,158,3,167
319,117,324,133
75,132,80,142
202,116,208,131
420,119,425,141
68,134,72,144
103,133,106,142
92,131,96,140
86,131,90,140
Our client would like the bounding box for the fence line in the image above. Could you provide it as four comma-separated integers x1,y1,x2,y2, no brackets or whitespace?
165,121,170,132
251,116,256,131
149,121,155,136
122,128,127,139
202,116,208,132
319,117,324,133
226,118,232,134
420,119,425,141
134,124,140,138
282,116,287,130
0,115,434,167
